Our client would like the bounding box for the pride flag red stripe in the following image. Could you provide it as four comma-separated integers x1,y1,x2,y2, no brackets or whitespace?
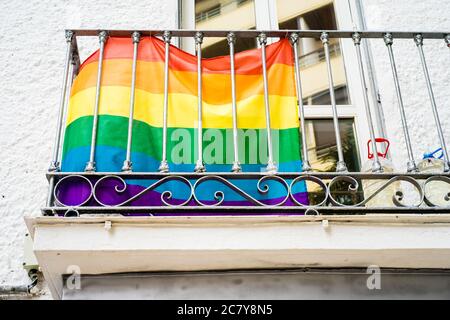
80,36,294,75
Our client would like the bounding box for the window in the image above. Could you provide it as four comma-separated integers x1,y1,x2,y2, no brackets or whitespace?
195,4,221,23
180,0,377,174
276,1,357,172
303,85,349,106
277,2,351,106
188,0,257,57
201,29,256,58
305,119,360,172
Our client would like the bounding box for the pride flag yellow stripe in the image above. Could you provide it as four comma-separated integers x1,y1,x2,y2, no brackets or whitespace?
67,86,299,129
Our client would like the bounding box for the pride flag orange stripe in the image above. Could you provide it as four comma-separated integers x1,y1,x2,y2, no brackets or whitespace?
71,60,296,105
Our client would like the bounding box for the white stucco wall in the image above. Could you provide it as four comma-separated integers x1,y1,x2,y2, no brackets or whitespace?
0,0,178,298
362,0,450,170
0,0,448,299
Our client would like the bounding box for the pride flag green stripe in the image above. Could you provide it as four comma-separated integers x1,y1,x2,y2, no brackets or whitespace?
62,115,302,164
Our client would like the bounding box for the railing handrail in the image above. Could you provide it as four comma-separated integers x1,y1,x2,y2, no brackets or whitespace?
67,29,450,39
46,171,450,180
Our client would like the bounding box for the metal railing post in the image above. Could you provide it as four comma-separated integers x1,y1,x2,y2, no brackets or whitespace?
383,33,418,172
227,32,241,173
58,51,77,165
122,31,141,172
159,31,172,173
194,32,206,173
258,33,277,174
290,33,311,172
69,51,78,82
85,30,108,172
414,34,450,172
352,32,382,172
49,30,73,172
320,32,347,172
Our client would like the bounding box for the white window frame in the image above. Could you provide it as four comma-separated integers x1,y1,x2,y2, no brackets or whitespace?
334,0,373,167
179,0,376,170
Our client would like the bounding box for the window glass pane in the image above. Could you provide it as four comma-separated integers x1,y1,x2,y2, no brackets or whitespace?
277,1,351,105
302,85,349,106
304,119,362,205
305,119,360,172
195,0,257,58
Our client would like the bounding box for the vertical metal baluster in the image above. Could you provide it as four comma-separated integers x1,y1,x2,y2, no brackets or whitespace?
320,32,347,172
352,32,382,172
290,33,311,172
414,34,450,172
72,51,80,80
194,32,206,173
227,32,241,173
85,31,108,172
122,31,141,172
69,51,78,83
47,30,74,213
58,53,77,164
49,30,73,172
159,31,172,173
71,36,81,79
384,33,418,172
258,33,277,173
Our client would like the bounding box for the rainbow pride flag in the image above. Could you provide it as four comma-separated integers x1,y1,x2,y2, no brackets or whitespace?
59,36,308,209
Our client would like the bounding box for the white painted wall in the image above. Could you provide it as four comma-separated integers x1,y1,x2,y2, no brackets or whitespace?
361,0,450,170
0,0,448,299
0,0,178,298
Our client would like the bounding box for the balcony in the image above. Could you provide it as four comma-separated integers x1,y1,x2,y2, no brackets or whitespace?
43,29,450,217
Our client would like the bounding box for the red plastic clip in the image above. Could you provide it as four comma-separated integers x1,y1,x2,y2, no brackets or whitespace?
367,138,390,159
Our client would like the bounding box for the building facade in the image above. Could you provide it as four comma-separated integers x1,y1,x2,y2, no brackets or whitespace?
0,0,449,299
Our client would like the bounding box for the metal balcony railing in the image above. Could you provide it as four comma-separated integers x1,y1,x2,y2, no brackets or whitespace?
43,29,450,217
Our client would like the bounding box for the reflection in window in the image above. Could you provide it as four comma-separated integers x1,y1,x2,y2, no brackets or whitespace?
201,31,257,58
303,85,350,106
195,0,257,58
277,2,351,105
304,119,362,205
196,4,221,23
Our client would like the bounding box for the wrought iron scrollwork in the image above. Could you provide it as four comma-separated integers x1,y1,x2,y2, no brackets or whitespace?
46,172,450,215
53,174,94,207
192,175,290,207
289,175,327,207
327,175,424,207
92,175,193,207
422,175,450,207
